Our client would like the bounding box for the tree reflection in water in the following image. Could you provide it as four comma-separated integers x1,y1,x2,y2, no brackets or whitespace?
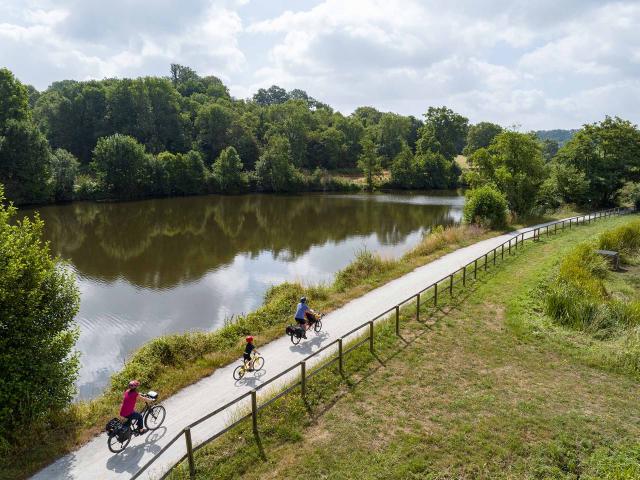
22,192,463,399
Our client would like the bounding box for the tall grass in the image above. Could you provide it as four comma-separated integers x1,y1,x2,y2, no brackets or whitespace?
545,222,640,338
405,224,485,259
598,220,640,259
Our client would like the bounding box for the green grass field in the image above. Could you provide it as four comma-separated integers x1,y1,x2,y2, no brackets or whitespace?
169,214,640,480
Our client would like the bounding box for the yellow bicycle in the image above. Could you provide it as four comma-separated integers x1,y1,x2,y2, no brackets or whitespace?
233,351,265,380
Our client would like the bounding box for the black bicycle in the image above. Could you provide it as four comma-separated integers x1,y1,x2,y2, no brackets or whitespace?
286,312,324,345
106,391,166,453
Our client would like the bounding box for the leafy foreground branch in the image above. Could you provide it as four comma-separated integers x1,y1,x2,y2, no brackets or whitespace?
169,214,640,480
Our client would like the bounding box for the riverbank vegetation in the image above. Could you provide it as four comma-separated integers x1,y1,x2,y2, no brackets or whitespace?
167,214,640,480
2,219,495,479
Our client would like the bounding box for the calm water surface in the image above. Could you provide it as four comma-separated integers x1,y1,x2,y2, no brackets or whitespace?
24,192,464,399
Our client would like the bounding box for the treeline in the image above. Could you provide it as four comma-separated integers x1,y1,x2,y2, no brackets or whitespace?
0,65,467,205
462,118,640,227
1,65,640,208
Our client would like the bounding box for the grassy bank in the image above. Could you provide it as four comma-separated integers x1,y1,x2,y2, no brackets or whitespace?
166,214,640,479
6,222,498,479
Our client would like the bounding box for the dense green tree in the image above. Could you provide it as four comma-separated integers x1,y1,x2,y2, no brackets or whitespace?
417,106,469,159
0,68,29,130
357,135,382,191
353,106,382,128
468,131,546,216
414,151,460,189
0,185,80,438
390,141,415,188
91,134,150,198
50,149,79,202
195,103,234,163
335,115,364,169
376,113,412,166
0,120,52,204
307,127,346,170
253,85,289,106
213,146,246,193
554,117,640,206
255,135,300,192
463,122,502,156
537,163,589,209
158,150,207,195
268,100,314,167
35,82,108,163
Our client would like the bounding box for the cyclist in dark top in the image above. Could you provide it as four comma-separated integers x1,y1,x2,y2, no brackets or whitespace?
243,336,256,370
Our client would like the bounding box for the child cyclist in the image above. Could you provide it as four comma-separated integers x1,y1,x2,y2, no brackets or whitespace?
243,336,259,370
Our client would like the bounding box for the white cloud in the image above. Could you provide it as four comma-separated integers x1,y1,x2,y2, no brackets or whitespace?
0,0,639,129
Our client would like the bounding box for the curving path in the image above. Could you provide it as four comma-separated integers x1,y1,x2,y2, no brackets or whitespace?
32,215,601,479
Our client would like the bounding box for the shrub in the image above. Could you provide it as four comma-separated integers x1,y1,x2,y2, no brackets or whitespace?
0,185,80,441
463,185,509,229
73,173,102,200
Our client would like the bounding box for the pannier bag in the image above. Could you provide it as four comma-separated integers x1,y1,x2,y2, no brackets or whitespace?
286,325,295,336
106,418,121,434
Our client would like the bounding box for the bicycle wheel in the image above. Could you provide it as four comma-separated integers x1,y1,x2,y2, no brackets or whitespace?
108,433,130,453
144,405,166,430
290,333,301,345
252,356,265,371
313,319,322,332
233,365,246,380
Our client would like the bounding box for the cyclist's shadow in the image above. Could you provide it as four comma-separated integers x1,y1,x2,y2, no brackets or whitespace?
105,427,167,475
234,368,266,388
289,331,329,355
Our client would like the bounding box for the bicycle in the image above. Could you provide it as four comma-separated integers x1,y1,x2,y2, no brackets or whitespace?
233,351,265,380
286,312,324,345
106,391,166,453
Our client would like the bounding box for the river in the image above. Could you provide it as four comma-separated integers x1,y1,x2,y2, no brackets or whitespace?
22,192,464,399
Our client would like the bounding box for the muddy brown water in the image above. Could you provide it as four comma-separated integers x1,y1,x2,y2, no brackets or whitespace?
21,192,464,399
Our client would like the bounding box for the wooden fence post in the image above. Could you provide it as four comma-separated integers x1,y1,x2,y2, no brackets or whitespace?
433,283,438,307
501,244,504,259
449,274,453,296
301,361,306,398
417,293,421,321
463,265,467,286
508,239,512,255
185,428,196,479
369,321,374,354
338,338,343,375
493,249,496,266
395,305,400,336
484,253,488,271
474,259,478,278
251,390,258,435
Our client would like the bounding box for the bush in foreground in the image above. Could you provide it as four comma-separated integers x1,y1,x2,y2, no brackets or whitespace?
0,185,80,444
463,185,508,229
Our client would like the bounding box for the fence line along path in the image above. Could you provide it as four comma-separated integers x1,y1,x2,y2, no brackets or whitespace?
32,209,625,480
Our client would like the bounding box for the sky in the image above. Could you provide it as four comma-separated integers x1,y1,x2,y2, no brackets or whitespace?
1,0,639,130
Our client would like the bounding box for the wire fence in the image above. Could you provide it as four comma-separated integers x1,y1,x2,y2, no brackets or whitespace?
131,207,629,480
